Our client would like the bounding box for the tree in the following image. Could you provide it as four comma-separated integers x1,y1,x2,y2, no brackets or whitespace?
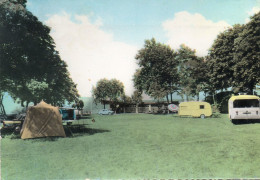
193,57,210,99
207,12,260,95
176,44,204,100
0,93,6,118
131,90,143,104
121,93,132,104
207,24,243,93
120,93,132,113
92,78,125,109
0,0,79,107
92,78,110,109
134,38,179,102
233,12,260,93
109,79,124,102
73,100,84,110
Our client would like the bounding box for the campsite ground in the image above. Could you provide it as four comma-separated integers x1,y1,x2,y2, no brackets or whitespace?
1,114,260,179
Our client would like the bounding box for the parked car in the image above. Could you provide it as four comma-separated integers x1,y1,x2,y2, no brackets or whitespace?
98,109,114,115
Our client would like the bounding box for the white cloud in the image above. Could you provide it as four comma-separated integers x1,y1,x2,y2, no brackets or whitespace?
247,7,260,15
45,13,138,97
246,7,260,22
162,11,231,56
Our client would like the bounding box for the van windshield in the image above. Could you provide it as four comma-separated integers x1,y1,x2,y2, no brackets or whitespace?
233,99,260,108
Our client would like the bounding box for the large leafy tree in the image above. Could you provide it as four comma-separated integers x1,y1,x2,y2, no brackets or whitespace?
92,78,124,109
92,78,110,109
207,24,243,93
233,12,260,93
207,12,260,94
134,38,179,102
176,44,204,100
192,56,210,99
0,0,79,108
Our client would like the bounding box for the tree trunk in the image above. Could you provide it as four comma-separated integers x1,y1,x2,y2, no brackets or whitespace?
166,94,169,104
250,84,254,95
21,100,25,107
213,92,216,105
0,94,7,118
170,93,173,103
103,103,106,109
186,93,189,101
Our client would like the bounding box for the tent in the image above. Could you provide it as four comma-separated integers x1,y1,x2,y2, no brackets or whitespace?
20,101,66,139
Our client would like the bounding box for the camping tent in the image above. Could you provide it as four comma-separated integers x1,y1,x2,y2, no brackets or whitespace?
20,101,66,139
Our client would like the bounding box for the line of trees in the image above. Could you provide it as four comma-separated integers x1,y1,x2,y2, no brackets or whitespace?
0,0,79,115
207,12,260,94
133,12,260,104
133,39,207,102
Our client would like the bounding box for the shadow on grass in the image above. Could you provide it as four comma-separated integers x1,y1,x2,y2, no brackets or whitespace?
64,125,110,138
1,128,21,139
0,128,62,141
1,125,110,140
152,113,177,115
232,119,260,125
79,115,93,120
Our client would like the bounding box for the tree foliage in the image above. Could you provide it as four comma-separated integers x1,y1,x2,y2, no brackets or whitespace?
176,44,206,100
233,12,260,93
134,38,179,102
207,25,243,93
132,13,260,103
207,12,260,94
131,90,143,104
92,78,124,109
121,93,132,104
134,39,205,102
0,0,79,108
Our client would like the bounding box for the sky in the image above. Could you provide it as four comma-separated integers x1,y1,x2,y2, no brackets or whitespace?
26,0,260,97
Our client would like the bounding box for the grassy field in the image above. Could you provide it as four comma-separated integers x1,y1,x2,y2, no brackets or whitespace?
1,113,260,179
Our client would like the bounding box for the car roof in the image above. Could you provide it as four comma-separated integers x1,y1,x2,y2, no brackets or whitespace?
229,95,260,101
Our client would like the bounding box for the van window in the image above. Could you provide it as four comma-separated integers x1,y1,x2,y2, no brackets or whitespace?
233,99,260,108
200,105,204,109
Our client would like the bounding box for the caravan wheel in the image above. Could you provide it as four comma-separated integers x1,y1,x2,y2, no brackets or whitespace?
200,114,205,119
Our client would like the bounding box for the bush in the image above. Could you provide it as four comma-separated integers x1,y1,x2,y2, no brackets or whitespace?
212,112,221,118
206,91,233,113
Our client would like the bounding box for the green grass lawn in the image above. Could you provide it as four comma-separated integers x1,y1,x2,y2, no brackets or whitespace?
1,114,260,179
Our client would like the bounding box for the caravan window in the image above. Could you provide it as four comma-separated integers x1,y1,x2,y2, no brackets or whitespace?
233,99,260,108
200,105,205,109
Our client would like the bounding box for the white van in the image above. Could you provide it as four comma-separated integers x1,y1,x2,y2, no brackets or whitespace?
228,95,260,123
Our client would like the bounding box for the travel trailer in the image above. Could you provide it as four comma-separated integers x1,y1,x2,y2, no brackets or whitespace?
228,95,260,123
178,101,212,118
